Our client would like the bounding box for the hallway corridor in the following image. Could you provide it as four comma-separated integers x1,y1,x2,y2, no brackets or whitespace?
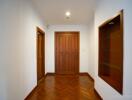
26,75,101,100
1,0,132,100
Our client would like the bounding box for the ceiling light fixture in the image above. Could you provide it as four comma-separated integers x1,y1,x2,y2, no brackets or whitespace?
65,11,71,19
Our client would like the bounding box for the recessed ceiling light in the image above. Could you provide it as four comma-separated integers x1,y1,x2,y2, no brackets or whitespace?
65,11,71,19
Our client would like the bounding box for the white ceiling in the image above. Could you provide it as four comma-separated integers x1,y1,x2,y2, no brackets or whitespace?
31,0,96,25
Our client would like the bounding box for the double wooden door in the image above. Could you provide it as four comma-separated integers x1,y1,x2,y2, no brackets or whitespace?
55,32,79,74
37,27,45,83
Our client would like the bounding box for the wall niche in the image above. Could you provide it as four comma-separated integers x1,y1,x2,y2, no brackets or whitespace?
98,10,123,94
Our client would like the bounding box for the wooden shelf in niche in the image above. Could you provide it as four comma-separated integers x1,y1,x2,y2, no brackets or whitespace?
98,10,123,94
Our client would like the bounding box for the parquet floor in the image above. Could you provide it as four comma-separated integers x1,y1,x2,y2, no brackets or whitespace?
26,74,101,100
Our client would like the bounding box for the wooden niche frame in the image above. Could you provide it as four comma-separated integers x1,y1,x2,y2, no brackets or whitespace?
98,10,123,94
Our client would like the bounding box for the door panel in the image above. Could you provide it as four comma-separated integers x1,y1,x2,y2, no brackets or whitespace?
37,28,45,83
55,32,79,74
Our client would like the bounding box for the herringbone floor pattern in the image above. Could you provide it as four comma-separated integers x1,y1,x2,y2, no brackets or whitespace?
26,75,101,100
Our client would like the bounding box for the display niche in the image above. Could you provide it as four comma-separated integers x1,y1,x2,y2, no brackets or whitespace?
98,10,123,94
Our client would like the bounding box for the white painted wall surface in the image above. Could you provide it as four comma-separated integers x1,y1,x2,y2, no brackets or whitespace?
87,20,95,79
45,25,90,74
0,0,45,100
94,0,132,99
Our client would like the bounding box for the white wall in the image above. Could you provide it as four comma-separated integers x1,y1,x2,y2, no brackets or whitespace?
94,0,132,99
0,0,45,100
87,19,95,79
45,25,90,73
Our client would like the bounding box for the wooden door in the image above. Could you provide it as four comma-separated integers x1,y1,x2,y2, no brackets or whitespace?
55,32,79,74
37,27,45,83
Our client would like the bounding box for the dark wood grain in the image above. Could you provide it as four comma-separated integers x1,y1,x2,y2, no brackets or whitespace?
37,27,45,84
25,74,102,100
98,10,123,94
55,32,80,75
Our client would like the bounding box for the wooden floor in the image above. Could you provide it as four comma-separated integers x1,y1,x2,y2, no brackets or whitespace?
26,74,101,100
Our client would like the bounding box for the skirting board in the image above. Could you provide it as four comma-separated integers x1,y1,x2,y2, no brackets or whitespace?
94,88,103,100
24,85,38,100
45,72,94,81
79,72,94,82
24,77,45,100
